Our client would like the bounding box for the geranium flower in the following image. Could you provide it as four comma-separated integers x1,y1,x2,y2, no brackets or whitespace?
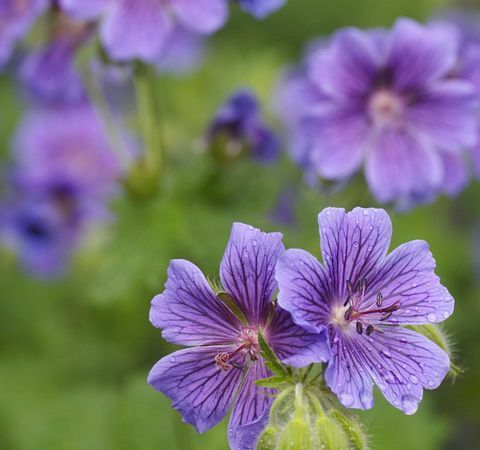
148,223,329,449
276,207,454,414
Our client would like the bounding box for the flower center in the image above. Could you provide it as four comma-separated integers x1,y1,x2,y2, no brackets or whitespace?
332,278,399,336
368,89,404,128
214,326,260,371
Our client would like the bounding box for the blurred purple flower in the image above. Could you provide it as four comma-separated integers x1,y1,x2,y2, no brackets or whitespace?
278,18,478,208
1,104,121,276
207,89,280,163
0,0,48,67
148,223,329,450
59,0,228,63
20,12,92,104
269,186,297,227
276,207,454,414
234,0,286,19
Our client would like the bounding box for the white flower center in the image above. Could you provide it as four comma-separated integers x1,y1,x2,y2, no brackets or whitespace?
368,89,404,127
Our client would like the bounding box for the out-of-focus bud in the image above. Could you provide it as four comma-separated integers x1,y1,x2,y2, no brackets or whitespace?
410,324,462,377
329,410,369,450
123,162,160,200
316,415,348,450
278,417,312,450
257,426,279,450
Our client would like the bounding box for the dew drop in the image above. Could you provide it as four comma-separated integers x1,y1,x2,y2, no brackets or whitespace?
427,313,437,323
326,210,331,216
340,392,354,407
428,381,434,387
401,395,418,415
252,239,258,246
267,264,273,271
381,349,392,359
442,311,449,319
409,375,419,385
363,210,369,216
244,251,250,258
170,355,177,362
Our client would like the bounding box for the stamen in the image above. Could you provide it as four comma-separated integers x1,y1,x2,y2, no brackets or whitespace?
343,295,351,307
344,307,353,321
214,352,231,371
380,312,392,321
346,280,354,294
376,292,383,307
358,278,367,292
366,324,374,336
356,321,363,335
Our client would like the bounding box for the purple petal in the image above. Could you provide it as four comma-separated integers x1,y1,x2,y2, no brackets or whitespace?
407,81,477,152
342,327,449,414
228,359,274,450
303,105,369,179
235,0,286,19
387,18,457,91
220,223,284,325
439,151,469,197
472,128,480,179
172,0,228,34
100,0,172,62
365,129,443,205
324,329,375,410
148,346,243,433
150,259,242,346
318,207,392,299
308,28,379,99
366,240,454,325
58,0,111,20
276,248,331,332
268,307,330,367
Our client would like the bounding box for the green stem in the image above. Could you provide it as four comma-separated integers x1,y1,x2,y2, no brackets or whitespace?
294,383,304,418
134,62,163,174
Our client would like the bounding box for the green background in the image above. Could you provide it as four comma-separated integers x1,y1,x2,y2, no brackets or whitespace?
1,0,479,449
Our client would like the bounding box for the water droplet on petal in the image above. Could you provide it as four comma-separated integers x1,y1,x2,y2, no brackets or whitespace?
381,349,392,359
401,395,418,415
252,239,258,246
339,392,354,407
409,375,419,384
170,355,177,362
442,311,449,319
427,313,437,323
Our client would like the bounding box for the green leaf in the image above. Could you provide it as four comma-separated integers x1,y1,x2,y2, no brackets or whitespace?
217,292,248,324
255,376,286,388
258,330,288,376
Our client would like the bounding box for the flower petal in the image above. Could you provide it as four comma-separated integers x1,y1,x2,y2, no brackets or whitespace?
387,18,457,91
148,346,243,433
59,0,111,20
150,259,242,346
228,359,274,450
407,81,477,152
303,105,369,179
308,28,380,99
365,129,443,205
268,307,330,367
352,327,449,414
236,0,286,19
439,151,469,197
318,207,392,300
366,240,454,325
324,329,375,410
220,223,284,325
100,0,172,61
172,0,228,34
276,248,331,332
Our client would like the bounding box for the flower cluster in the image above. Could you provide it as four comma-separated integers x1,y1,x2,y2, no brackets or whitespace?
149,207,454,449
277,18,480,209
1,105,121,276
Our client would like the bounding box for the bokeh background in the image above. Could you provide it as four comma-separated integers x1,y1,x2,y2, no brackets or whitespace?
1,0,479,449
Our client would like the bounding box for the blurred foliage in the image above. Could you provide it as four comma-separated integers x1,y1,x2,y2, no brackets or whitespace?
2,0,480,449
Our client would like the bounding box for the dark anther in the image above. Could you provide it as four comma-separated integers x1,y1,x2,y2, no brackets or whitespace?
356,321,363,334
376,292,383,307
346,280,354,294
366,324,374,335
343,295,351,307
359,278,367,292
344,307,352,321
380,312,392,321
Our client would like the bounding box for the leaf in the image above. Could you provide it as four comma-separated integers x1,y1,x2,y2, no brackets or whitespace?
258,330,288,376
217,291,248,324
255,375,286,388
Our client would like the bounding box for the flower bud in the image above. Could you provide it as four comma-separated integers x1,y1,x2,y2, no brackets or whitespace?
278,417,313,450
316,415,348,450
329,410,369,450
257,426,278,450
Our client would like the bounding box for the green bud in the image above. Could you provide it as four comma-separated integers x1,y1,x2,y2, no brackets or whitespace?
316,415,348,450
278,417,313,450
123,161,159,199
257,426,278,450
329,410,369,450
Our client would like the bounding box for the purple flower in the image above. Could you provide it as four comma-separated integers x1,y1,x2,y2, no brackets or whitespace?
19,12,91,104
0,0,48,67
207,90,280,163
59,0,228,63
1,104,122,276
278,18,478,208
276,207,454,414
148,223,329,450
234,0,286,19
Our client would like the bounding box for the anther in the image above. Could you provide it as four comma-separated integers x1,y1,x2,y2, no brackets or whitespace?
380,312,392,321
343,295,351,307
376,292,383,307
366,324,374,336
358,278,367,292
344,307,353,321
346,280,354,294
356,321,363,334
